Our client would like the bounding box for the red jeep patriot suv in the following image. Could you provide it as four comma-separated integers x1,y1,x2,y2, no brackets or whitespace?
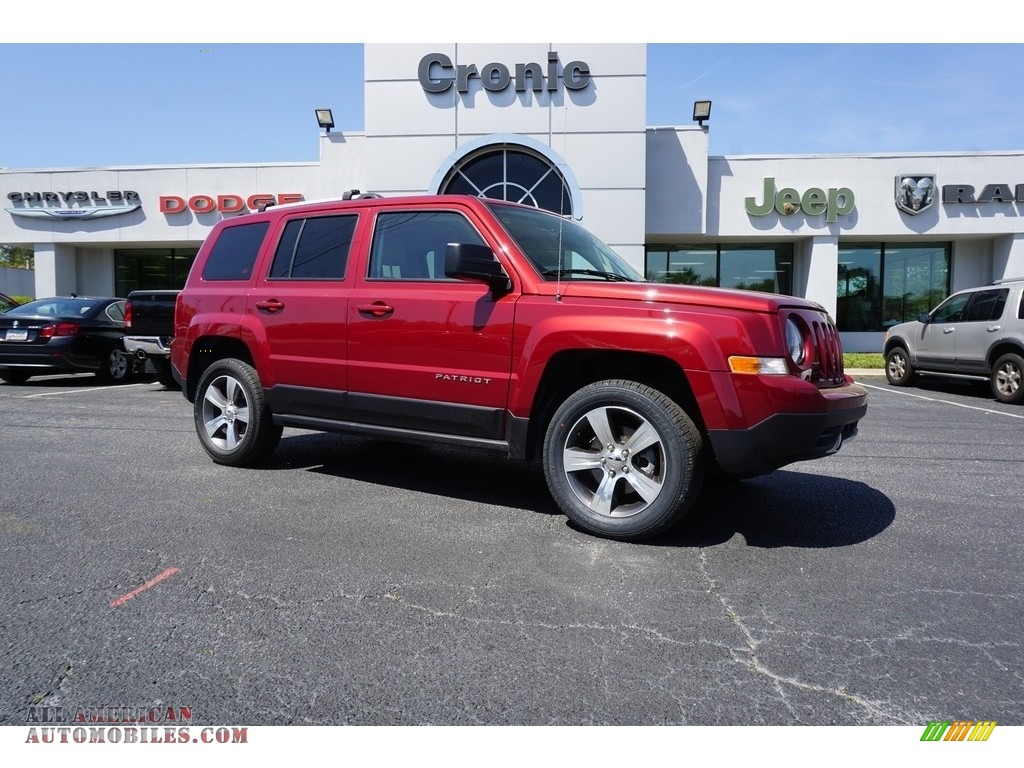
172,194,867,541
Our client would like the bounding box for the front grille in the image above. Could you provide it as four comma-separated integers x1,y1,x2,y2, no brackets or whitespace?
810,318,845,386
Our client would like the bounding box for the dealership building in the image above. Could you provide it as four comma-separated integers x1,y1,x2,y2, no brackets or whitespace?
3,43,1024,352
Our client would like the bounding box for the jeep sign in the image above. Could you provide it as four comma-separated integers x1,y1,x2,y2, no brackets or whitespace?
745,177,855,223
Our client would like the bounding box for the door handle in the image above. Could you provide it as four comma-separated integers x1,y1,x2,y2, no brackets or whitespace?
357,301,394,318
255,299,285,313
942,327,955,334
987,325,1001,332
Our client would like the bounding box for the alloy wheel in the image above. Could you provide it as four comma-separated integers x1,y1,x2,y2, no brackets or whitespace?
201,374,251,451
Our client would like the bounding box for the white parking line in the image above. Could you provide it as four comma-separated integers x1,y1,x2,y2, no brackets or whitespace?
22,382,152,398
860,382,1024,420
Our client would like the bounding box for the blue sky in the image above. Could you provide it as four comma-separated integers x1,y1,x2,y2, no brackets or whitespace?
1,8,1018,169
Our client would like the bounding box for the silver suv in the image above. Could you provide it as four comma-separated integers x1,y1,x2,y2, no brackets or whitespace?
883,278,1024,403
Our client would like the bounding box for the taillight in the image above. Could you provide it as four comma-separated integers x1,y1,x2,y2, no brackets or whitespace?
124,300,133,328
39,322,80,339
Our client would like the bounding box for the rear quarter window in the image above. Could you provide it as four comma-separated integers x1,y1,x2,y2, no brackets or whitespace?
202,222,269,281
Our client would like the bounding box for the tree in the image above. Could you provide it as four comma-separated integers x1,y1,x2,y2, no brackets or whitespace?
0,245,34,269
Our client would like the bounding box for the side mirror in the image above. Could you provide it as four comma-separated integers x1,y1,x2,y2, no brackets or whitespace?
917,313,931,324
445,243,512,295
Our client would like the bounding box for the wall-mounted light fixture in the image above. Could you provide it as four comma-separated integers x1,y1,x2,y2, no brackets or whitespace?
692,100,712,127
315,108,335,133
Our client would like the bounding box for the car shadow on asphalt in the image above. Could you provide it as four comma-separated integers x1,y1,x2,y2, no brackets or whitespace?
2,373,99,388
270,432,896,549
2,372,161,388
897,376,996,402
658,471,896,549
270,431,561,515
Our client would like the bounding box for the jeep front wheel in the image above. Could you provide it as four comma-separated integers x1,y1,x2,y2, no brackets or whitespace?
542,380,703,541
194,358,282,466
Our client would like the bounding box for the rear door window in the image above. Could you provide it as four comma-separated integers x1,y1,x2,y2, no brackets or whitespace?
963,289,1008,322
268,215,357,280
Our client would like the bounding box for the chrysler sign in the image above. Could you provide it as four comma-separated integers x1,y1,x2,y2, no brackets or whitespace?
6,190,141,220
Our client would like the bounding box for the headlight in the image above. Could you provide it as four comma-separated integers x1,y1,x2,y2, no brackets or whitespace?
785,317,806,365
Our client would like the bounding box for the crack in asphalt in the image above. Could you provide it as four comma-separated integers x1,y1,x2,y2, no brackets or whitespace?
696,550,913,724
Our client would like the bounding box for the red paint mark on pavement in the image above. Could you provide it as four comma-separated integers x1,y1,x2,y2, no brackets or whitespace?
109,567,180,608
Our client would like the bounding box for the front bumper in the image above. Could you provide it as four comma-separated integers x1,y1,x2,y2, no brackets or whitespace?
708,404,866,476
705,374,868,476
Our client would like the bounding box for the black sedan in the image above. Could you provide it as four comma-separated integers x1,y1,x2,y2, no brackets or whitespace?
0,296,134,384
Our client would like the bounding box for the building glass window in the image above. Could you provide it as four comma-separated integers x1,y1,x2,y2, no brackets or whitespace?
837,243,950,332
114,247,199,295
645,244,793,295
645,246,717,285
837,246,882,331
439,146,572,216
882,245,950,328
720,246,793,294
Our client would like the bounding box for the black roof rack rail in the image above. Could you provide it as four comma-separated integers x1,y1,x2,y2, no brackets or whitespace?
342,189,383,200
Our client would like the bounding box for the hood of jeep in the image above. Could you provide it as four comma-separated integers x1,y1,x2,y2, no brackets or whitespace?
535,281,822,315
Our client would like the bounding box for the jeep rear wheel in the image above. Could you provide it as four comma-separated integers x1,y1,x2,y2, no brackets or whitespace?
155,358,180,389
991,352,1024,404
194,358,282,466
542,380,703,541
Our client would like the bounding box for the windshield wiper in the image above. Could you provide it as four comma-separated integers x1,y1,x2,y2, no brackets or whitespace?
542,268,633,282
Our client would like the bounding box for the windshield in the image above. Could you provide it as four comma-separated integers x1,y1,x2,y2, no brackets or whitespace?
486,203,644,282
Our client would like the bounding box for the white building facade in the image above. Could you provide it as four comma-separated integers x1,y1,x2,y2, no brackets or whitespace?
3,43,1024,352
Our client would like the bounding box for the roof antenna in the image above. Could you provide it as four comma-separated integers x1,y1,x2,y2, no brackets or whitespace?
555,103,568,303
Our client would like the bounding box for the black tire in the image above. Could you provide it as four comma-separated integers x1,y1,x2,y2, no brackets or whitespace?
1,371,31,384
885,346,915,386
991,352,1024,404
95,347,132,384
542,379,703,541
155,358,180,389
194,358,282,466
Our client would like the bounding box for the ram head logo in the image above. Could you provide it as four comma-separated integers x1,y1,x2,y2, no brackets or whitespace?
896,175,937,215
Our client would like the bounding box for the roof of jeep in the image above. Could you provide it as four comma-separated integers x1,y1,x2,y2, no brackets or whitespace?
246,192,523,217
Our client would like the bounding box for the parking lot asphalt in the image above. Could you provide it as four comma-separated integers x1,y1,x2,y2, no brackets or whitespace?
0,371,1021,728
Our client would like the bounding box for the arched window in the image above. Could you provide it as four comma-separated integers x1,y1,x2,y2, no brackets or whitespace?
438,145,574,217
